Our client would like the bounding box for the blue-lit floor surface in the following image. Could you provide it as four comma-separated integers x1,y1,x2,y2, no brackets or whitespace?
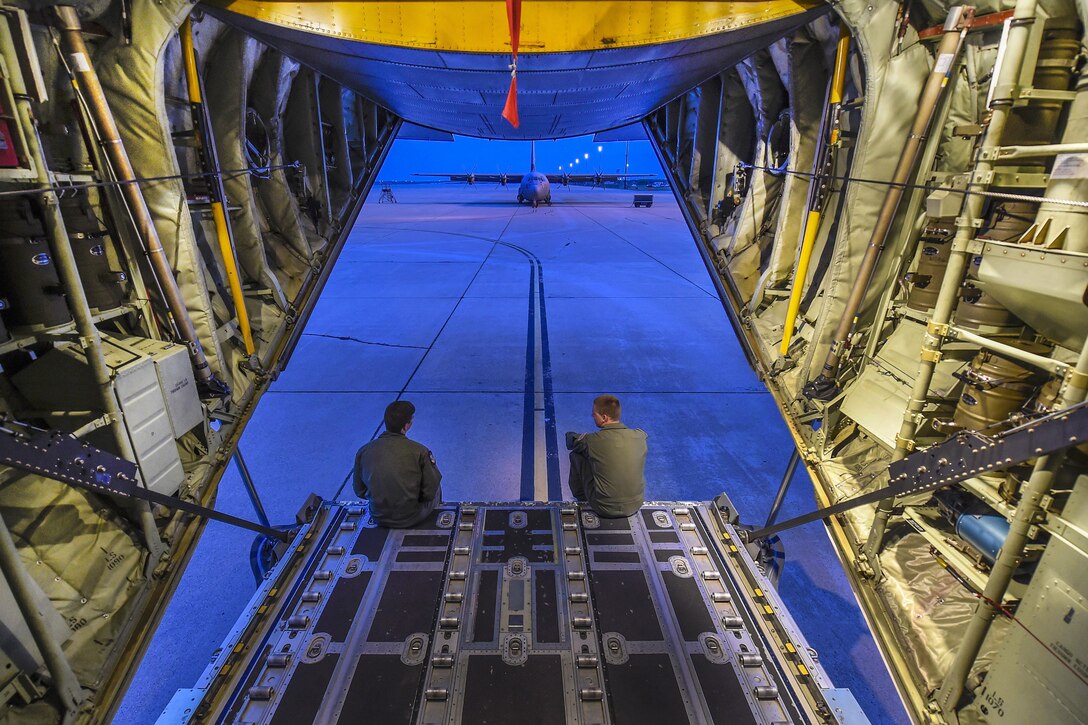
116,185,908,724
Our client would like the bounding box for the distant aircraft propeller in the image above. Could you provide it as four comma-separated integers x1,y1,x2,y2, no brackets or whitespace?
459,166,479,188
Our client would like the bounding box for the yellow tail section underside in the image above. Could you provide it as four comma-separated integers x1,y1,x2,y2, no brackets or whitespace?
208,0,823,52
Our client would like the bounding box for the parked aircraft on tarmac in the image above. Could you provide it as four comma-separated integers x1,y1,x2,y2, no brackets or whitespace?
414,142,651,207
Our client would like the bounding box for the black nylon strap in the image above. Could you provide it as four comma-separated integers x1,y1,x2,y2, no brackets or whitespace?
0,419,291,542
744,402,1088,541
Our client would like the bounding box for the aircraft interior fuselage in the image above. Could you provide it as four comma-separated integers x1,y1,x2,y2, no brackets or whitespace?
0,1,1086,724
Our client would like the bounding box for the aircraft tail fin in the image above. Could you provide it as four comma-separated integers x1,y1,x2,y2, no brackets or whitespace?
530,140,536,172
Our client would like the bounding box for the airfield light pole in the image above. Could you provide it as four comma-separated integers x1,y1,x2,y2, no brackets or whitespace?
627,142,632,189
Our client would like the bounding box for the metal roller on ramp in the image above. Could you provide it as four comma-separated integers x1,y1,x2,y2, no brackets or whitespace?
159,501,865,724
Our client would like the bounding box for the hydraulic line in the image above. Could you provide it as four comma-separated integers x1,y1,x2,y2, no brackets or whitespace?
803,6,974,399
51,5,228,398
779,26,850,355
180,16,256,356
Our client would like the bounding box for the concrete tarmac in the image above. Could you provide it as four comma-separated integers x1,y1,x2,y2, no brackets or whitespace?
116,184,908,724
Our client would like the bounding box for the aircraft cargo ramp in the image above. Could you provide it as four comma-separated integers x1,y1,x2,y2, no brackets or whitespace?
159,501,864,724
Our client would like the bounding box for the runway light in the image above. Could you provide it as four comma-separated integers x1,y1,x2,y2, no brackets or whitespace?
597,145,603,152
584,153,589,159
575,159,580,164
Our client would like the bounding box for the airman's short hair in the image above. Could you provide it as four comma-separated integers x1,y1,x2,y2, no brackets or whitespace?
593,395,621,421
385,400,415,432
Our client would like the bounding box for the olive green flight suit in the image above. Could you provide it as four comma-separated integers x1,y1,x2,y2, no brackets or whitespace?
566,422,647,518
354,431,443,528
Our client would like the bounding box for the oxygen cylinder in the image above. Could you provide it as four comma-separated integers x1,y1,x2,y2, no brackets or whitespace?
935,491,1011,564
952,343,1050,431
954,200,1039,331
906,224,954,312
955,277,1023,332
999,27,1080,151
954,512,1010,564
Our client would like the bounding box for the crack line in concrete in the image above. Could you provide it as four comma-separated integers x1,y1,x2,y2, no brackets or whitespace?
572,206,717,298
302,332,429,350
333,208,524,500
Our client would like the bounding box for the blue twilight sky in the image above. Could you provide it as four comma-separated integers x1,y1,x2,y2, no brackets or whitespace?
377,134,664,182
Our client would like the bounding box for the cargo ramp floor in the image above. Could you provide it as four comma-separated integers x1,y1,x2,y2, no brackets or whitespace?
160,501,865,724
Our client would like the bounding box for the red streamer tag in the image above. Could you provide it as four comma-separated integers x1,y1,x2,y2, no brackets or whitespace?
502,76,519,128
501,0,522,129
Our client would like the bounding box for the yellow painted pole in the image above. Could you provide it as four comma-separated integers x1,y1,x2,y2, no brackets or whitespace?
779,209,822,355
779,27,851,356
210,202,254,355
828,29,850,143
180,17,201,102
180,17,256,356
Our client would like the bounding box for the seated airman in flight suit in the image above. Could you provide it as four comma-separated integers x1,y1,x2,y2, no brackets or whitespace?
353,400,443,528
566,395,647,518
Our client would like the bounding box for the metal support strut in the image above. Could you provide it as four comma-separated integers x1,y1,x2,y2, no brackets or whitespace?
51,5,229,399
0,514,84,714
179,16,257,358
780,25,851,355
765,447,801,528
234,448,271,529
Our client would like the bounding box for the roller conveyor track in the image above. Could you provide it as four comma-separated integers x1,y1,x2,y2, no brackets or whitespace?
159,502,865,724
